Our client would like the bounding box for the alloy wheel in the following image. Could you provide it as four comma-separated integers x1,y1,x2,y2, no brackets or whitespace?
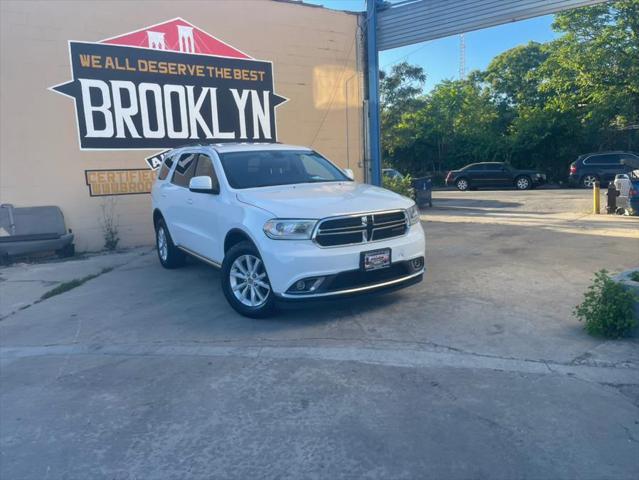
583,175,597,188
229,254,271,307
516,177,530,190
157,227,168,261
456,179,468,191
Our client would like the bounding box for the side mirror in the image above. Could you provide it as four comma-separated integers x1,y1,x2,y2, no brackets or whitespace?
343,168,355,180
189,176,218,194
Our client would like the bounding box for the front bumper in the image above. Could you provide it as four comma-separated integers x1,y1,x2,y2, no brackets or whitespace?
258,222,426,295
278,259,424,300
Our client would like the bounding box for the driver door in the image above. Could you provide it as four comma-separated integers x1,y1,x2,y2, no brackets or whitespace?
180,153,222,262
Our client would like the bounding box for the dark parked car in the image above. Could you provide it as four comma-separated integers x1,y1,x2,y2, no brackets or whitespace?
568,151,639,188
445,162,546,191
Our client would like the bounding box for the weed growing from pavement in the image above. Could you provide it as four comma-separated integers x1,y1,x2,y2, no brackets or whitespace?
100,198,120,251
574,269,637,338
40,267,113,301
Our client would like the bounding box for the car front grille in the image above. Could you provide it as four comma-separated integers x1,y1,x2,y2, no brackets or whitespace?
314,210,408,247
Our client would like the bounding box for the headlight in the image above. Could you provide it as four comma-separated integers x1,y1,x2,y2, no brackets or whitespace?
263,219,318,240
406,204,420,225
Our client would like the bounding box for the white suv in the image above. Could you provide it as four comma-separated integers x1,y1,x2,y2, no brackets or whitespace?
151,143,426,317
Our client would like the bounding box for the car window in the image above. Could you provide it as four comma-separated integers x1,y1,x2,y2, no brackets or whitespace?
195,154,219,190
620,153,639,162
483,164,503,171
157,154,174,181
301,154,342,180
171,153,197,188
219,150,349,189
585,154,619,165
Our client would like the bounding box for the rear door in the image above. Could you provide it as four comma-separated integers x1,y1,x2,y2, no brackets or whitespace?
584,154,617,183
164,152,198,246
461,164,483,185
601,154,624,183
153,153,175,216
483,163,511,187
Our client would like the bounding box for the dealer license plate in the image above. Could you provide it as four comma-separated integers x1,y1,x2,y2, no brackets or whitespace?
362,248,391,271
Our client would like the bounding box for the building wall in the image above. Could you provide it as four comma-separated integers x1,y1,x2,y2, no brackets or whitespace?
0,0,364,251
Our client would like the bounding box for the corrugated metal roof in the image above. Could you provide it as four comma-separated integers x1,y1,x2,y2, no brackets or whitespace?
377,0,608,51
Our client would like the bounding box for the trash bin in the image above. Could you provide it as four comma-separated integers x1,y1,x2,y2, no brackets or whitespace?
412,176,433,208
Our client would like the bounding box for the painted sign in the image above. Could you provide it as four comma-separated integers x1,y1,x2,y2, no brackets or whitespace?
51,18,287,150
85,169,156,196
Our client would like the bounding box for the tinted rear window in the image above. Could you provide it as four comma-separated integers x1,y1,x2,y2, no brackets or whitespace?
157,155,174,180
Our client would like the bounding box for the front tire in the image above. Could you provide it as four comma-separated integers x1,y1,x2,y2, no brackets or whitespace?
515,176,531,190
455,178,470,191
155,219,185,269
222,241,275,318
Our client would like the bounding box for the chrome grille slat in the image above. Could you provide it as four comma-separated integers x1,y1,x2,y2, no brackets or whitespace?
314,210,408,247
318,225,366,233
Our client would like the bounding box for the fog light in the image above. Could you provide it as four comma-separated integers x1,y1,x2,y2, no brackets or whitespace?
288,277,326,294
411,257,424,270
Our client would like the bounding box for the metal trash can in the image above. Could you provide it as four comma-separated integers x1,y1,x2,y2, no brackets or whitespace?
412,176,433,208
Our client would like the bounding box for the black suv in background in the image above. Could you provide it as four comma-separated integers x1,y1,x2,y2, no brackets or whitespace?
568,151,638,188
445,162,546,191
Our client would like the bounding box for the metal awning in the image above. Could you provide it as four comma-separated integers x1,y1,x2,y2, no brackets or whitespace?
377,0,608,51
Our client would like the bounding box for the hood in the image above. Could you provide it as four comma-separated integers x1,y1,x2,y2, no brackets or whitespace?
236,182,413,219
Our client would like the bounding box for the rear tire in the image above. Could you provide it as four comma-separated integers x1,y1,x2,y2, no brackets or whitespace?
455,178,470,191
155,218,185,269
222,241,275,318
515,176,531,190
581,174,598,189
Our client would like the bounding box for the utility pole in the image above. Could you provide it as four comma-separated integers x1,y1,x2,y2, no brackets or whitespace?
459,33,466,80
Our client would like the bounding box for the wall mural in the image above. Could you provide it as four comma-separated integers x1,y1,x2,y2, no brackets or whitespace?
51,18,288,194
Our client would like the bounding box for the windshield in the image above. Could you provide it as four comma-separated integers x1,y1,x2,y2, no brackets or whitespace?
219,150,351,189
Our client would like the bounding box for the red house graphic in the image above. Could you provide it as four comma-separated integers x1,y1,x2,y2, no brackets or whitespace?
101,18,251,59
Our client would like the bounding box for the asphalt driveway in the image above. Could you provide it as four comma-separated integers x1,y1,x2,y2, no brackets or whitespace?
1,189,638,479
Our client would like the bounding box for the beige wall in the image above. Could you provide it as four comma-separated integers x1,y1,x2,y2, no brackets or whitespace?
0,0,364,251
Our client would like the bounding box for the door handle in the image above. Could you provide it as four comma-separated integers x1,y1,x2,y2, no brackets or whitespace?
187,198,193,204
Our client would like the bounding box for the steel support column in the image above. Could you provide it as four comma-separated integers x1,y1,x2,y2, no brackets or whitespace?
366,0,382,186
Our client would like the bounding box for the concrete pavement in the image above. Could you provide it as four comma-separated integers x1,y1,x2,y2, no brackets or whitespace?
1,189,638,479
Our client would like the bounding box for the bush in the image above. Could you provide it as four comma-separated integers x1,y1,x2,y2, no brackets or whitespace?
574,270,637,338
383,174,414,199
630,271,639,282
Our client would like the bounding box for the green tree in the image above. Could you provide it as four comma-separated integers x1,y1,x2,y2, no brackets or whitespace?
379,62,426,171
380,1,639,181
541,1,639,149
483,41,549,108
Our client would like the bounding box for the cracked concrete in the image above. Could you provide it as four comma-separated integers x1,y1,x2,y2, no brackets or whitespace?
0,247,152,318
1,189,638,479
